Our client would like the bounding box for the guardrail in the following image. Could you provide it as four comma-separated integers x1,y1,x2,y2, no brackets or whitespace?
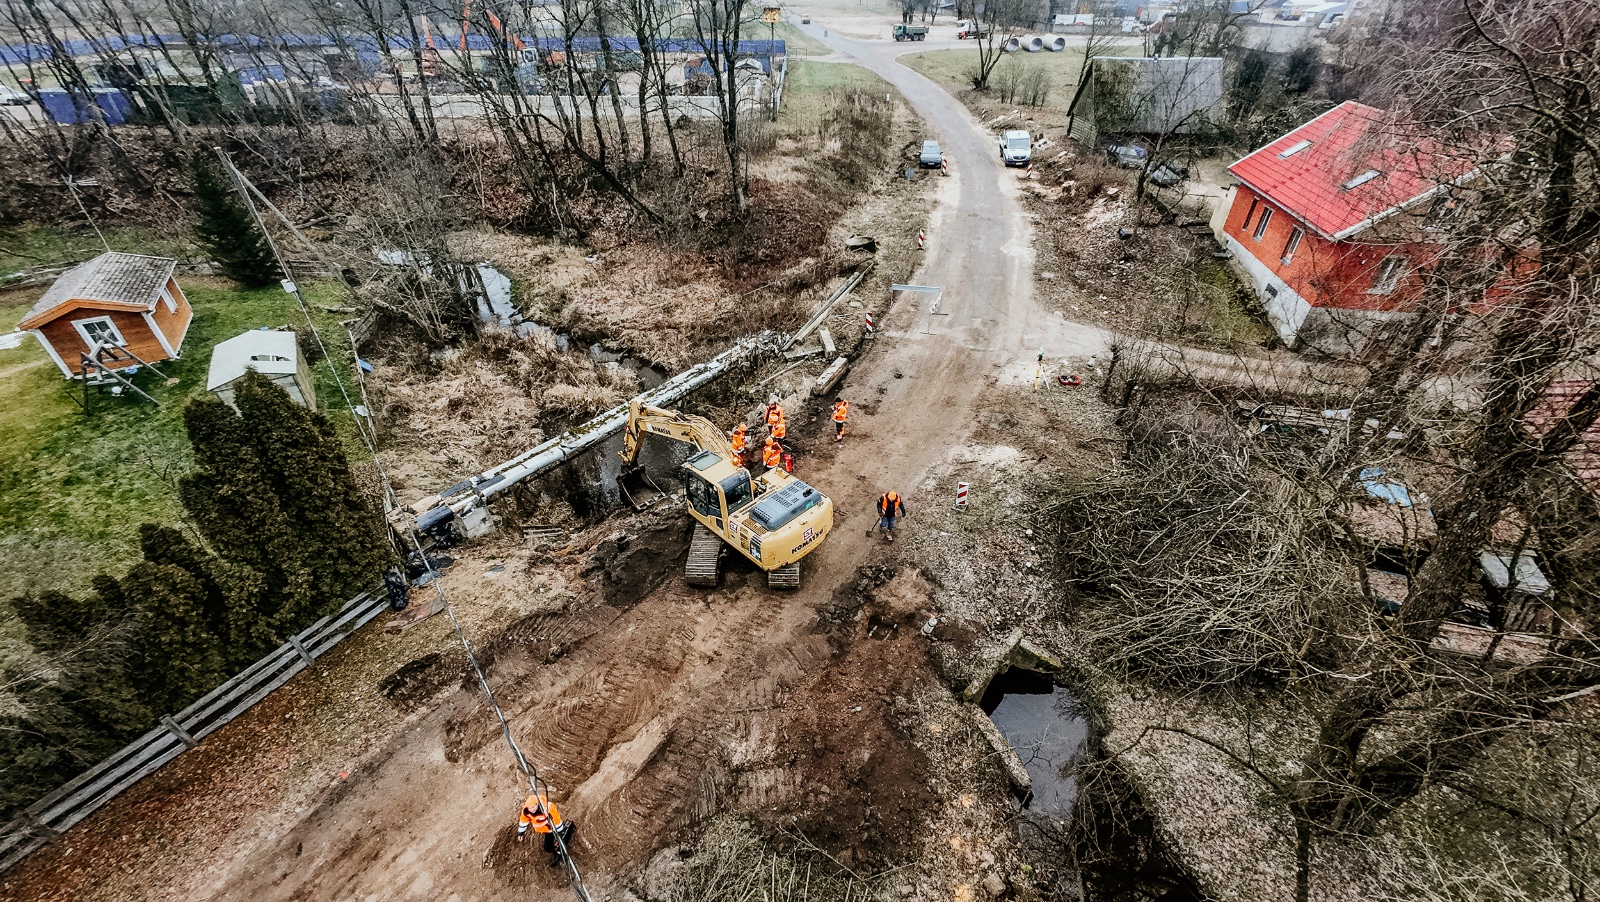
0,588,388,873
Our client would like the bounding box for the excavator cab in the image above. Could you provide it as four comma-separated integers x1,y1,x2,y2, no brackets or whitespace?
683,451,754,530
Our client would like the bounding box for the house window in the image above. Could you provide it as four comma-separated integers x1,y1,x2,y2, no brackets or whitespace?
72,316,126,349
1278,139,1312,159
1371,256,1406,294
1342,169,1381,190
1241,197,1260,232
1253,207,1273,241
1281,228,1303,263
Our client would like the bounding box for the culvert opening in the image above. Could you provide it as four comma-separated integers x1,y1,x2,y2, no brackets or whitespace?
980,667,1090,819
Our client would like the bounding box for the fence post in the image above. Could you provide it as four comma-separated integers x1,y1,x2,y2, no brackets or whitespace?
287,635,315,665
160,716,199,750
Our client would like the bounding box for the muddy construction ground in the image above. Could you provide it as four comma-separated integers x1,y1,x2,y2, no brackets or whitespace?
0,12,1223,902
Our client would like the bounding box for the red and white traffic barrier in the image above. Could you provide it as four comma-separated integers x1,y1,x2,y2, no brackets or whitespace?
952,482,969,511
865,311,875,334
1025,162,1035,179
941,158,949,176
917,228,926,249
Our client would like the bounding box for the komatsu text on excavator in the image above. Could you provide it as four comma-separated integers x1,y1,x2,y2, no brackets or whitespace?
620,401,833,589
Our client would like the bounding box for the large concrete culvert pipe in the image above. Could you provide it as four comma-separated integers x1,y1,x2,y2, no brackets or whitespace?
1023,35,1045,52
1045,35,1067,51
1002,36,1022,52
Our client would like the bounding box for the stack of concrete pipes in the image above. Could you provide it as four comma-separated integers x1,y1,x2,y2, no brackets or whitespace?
1004,35,1067,52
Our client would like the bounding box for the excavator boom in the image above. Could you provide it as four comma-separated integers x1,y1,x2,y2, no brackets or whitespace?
621,402,738,464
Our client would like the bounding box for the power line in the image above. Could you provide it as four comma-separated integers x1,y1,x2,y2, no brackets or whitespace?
213,149,593,900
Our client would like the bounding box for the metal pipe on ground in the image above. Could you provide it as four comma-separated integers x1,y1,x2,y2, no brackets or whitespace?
405,332,781,529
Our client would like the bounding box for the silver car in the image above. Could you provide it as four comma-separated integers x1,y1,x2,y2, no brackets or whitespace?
1001,129,1031,166
919,140,942,168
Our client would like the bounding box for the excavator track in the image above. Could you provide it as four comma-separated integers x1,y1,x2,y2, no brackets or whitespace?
685,523,722,588
766,563,801,590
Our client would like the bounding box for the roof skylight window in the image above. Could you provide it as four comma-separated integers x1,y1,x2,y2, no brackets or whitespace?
1342,169,1381,189
1278,139,1313,158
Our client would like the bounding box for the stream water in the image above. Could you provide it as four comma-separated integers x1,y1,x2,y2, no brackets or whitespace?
473,263,668,390
980,668,1091,821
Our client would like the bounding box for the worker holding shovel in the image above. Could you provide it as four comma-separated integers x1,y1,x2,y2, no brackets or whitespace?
871,490,908,542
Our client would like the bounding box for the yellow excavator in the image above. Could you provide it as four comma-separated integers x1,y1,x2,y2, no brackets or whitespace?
620,401,833,589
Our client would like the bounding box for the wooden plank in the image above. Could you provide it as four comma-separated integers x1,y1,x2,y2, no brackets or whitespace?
186,657,302,739
47,744,189,833
34,734,185,827
819,328,836,356
24,724,173,816
177,646,299,731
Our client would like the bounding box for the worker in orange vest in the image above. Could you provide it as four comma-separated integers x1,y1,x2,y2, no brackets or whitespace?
730,422,749,463
831,398,849,442
770,417,787,443
875,490,907,542
516,792,577,861
762,437,783,470
765,400,785,427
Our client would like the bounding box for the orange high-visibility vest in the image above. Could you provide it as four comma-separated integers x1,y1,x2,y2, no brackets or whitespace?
519,794,563,833
878,492,903,517
763,442,782,468
766,404,785,426
832,401,849,422
770,420,787,439
730,426,748,453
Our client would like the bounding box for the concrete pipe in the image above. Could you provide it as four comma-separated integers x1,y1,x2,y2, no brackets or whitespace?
1002,36,1022,52
1023,35,1045,52
1046,35,1067,51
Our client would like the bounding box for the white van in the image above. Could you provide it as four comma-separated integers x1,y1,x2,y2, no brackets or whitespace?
1000,129,1031,167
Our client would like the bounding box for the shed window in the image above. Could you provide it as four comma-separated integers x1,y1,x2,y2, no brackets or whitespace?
72,316,126,349
1371,256,1406,294
1253,207,1273,240
1281,228,1304,263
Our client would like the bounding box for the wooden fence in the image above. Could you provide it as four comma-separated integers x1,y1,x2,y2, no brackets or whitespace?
0,589,388,872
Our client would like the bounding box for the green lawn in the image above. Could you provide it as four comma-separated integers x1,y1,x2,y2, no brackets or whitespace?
1,225,192,279
780,59,893,128
900,44,1136,102
0,273,362,601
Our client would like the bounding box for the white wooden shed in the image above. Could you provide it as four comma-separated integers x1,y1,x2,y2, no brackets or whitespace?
206,329,316,409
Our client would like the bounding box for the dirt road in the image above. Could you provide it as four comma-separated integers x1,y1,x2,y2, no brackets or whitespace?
206,25,1068,902
2,23,1075,902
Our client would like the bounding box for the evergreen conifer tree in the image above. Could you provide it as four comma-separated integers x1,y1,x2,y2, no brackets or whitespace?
188,154,281,288
233,372,390,620
179,394,301,646
120,562,228,714
137,524,273,667
179,375,390,644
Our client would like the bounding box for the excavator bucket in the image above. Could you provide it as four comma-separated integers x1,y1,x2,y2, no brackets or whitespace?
618,466,667,511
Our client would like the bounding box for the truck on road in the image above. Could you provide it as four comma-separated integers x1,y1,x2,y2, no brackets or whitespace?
956,19,991,38
893,24,928,41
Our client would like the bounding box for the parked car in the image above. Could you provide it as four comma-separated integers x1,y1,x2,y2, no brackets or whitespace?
1107,143,1148,168
918,140,942,168
999,129,1031,166
801,17,810,23
1149,162,1189,187
0,84,30,105
893,24,928,41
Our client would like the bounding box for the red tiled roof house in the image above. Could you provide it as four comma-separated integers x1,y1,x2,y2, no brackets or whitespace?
16,252,193,378
1218,101,1478,353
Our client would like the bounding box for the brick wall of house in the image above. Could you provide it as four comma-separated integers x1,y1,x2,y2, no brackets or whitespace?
1222,184,1432,312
